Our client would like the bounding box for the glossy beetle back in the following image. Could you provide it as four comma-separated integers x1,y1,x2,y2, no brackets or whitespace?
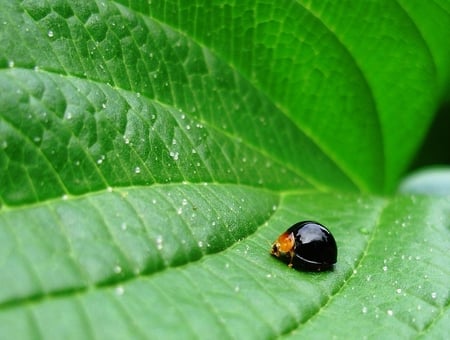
271,221,337,271
289,221,337,271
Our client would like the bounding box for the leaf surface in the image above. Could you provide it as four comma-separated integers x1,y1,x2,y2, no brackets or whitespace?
0,0,449,339
0,192,449,339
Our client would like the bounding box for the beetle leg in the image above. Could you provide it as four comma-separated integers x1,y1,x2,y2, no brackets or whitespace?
288,250,295,267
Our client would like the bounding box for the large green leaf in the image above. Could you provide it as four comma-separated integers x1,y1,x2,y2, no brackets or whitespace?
0,192,448,338
0,0,449,338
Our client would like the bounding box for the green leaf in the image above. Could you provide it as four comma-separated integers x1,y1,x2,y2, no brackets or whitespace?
0,193,448,338
1,0,449,339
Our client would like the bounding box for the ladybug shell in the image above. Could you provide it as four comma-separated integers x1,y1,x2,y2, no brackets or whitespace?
288,221,337,271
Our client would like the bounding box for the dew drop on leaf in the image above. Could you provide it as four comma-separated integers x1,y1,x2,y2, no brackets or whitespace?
170,151,179,160
115,285,124,296
156,235,163,250
359,227,370,235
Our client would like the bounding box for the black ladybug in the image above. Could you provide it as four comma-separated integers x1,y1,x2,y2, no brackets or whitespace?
271,221,337,271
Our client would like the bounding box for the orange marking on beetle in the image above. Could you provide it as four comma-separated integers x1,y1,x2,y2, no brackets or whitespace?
271,231,296,266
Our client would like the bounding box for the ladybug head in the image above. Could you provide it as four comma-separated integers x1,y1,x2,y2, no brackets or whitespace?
270,232,295,257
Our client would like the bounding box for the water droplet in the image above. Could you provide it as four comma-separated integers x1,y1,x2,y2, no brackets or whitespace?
382,266,388,272
134,166,141,174
181,198,188,206
47,30,54,38
362,306,368,314
115,285,125,296
8,60,14,68
431,292,437,299
121,222,127,231
151,199,157,204
106,186,112,192
387,310,394,316
169,151,179,161
113,265,122,274
359,227,370,235
177,207,183,215
396,288,402,294
234,285,240,293
198,241,203,248
61,194,68,200
156,235,163,250
97,155,105,164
